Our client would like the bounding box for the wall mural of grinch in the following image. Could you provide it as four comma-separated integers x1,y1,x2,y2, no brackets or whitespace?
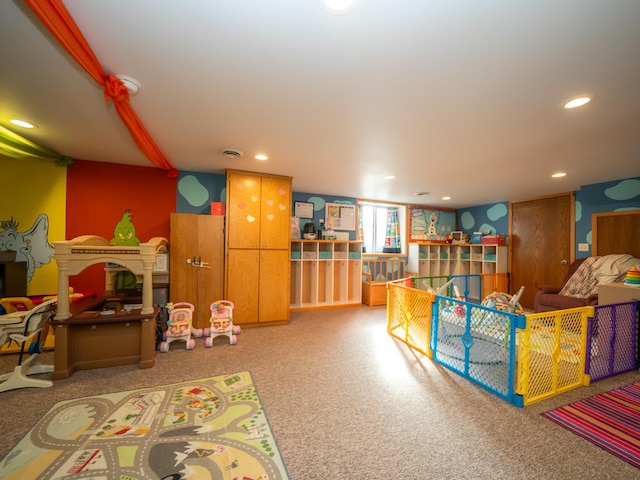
110,210,141,289
0,214,54,282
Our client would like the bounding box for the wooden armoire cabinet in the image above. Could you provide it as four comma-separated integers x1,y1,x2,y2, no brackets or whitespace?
169,213,224,329
225,170,292,327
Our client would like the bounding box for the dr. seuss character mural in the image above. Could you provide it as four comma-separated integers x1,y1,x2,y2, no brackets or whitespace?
0,214,54,281
409,206,457,242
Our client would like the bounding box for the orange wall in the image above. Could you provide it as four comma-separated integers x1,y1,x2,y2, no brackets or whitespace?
66,160,177,294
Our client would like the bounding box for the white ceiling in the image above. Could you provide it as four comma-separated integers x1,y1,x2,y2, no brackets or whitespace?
1,0,639,208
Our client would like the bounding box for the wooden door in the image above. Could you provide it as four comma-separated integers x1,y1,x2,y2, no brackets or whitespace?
170,214,224,329
510,193,573,310
227,172,261,249
226,249,260,325
260,175,292,249
170,213,198,307
259,249,290,323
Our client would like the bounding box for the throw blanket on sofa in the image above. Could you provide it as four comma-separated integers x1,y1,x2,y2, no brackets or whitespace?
592,254,640,284
559,254,640,299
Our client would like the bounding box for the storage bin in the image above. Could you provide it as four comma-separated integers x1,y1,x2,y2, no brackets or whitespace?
290,251,301,259
210,202,225,216
303,251,316,259
482,235,506,245
319,251,332,259
334,252,347,259
348,251,361,259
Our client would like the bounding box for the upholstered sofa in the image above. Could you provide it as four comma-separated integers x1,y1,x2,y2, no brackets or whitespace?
534,258,599,312
534,254,640,313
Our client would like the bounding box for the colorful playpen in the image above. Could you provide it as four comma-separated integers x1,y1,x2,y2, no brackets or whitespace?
387,274,639,407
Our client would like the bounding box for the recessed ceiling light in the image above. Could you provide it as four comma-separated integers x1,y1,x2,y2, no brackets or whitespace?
383,175,395,180
563,96,591,109
255,154,268,161
10,119,36,129
320,0,360,15
552,172,567,178
442,196,451,201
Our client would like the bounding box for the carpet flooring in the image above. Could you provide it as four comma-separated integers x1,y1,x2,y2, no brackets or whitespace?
1,306,639,479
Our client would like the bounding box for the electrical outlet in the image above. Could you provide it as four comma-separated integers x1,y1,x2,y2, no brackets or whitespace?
578,243,589,252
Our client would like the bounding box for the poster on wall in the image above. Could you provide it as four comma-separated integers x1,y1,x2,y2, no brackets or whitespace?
409,205,457,242
325,203,356,231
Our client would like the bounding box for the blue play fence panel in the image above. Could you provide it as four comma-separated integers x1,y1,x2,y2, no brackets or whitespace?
430,295,526,407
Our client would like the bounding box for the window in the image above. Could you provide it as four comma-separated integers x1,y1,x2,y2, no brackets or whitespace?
358,201,407,254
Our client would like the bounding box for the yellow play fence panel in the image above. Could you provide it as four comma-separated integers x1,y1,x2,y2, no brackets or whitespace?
387,278,435,358
517,307,592,406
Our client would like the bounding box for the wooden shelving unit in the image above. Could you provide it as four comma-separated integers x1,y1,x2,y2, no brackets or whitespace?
408,243,508,300
290,240,362,310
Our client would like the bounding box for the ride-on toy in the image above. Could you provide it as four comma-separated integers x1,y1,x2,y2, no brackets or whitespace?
159,302,196,352
205,300,240,347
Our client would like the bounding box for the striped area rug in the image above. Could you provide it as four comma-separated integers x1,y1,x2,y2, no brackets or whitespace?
541,381,640,469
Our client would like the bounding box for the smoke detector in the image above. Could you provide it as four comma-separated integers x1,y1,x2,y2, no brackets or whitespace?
220,148,244,159
114,75,141,95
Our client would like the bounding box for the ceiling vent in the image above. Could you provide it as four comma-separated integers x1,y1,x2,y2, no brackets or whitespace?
220,148,244,159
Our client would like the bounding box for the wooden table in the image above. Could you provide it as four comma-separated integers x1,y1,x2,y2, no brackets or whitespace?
51,300,157,380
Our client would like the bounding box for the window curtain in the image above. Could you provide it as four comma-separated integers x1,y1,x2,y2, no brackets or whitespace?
382,207,401,253
358,207,366,253
24,0,178,177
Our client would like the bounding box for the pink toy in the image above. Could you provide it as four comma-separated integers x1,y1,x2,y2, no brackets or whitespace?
205,300,240,347
159,302,196,352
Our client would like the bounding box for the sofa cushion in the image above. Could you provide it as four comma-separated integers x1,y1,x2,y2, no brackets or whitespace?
535,292,591,312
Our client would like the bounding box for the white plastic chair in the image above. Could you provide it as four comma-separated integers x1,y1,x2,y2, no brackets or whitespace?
0,298,56,393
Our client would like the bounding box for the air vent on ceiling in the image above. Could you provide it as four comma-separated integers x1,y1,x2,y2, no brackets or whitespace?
220,148,244,159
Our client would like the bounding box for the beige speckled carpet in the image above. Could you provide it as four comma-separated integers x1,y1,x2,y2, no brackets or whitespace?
1,306,639,479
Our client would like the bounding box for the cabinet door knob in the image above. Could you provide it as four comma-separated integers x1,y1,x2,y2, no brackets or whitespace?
561,259,568,265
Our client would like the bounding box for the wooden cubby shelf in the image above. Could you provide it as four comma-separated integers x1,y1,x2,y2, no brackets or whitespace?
290,240,363,311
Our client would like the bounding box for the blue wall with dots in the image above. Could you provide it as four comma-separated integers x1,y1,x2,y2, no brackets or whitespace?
575,177,640,257
176,171,226,214
173,171,639,259
457,176,640,258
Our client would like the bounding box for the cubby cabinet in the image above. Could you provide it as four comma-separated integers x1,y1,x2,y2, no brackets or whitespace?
408,243,507,276
225,170,292,327
408,243,508,299
290,240,362,310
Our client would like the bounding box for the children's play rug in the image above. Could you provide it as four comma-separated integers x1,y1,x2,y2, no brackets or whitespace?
0,371,289,479
541,381,640,469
